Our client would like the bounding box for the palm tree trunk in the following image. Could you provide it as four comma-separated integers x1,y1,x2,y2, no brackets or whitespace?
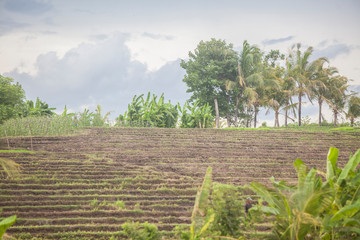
235,94,240,126
254,104,258,128
214,98,219,128
275,110,279,127
285,99,289,127
333,109,338,126
318,98,323,126
351,117,354,127
298,92,302,126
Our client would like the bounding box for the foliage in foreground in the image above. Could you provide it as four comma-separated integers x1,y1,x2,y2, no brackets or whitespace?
0,215,17,239
178,148,360,240
121,221,161,240
249,147,360,240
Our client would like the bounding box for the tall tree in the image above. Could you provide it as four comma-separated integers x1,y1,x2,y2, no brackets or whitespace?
226,41,263,127
310,59,338,126
326,75,349,126
346,95,360,127
287,44,326,126
263,50,286,127
0,75,25,123
181,39,238,128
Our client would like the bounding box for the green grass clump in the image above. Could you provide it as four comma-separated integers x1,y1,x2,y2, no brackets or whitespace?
114,200,125,210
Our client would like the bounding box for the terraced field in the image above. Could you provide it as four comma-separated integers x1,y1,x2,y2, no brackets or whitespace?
1,127,360,239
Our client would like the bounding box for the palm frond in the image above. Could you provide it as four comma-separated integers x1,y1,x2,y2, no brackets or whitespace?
0,158,21,179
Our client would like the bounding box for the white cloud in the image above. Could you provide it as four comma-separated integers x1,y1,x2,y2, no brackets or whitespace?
5,33,188,119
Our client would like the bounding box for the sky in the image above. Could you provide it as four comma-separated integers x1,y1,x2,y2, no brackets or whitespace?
0,0,359,125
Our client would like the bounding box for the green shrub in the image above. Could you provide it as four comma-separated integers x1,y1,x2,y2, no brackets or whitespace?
208,183,243,237
121,221,161,240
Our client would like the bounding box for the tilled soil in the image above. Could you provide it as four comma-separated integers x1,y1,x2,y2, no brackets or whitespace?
1,127,359,239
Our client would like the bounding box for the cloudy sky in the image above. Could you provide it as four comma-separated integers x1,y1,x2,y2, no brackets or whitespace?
1,0,359,125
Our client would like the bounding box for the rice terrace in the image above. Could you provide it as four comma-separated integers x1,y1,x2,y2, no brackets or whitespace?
1,127,359,239
1,3,360,238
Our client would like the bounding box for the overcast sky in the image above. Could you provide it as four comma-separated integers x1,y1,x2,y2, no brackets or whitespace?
1,0,359,125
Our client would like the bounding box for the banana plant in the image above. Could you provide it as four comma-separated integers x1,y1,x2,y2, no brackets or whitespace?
249,147,360,240
179,100,214,128
92,105,113,126
190,167,215,240
319,147,360,239
78,108,93,127
123,92,178,128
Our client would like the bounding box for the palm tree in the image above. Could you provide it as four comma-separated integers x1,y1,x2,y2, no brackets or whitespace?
287,44,326,126
226,41,263,127
263,50,297,127
326,75,349,126
310,59,339,126
346,95,360,126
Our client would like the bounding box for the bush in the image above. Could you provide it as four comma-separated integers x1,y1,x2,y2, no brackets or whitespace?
208,183,243,237
121,221,161,240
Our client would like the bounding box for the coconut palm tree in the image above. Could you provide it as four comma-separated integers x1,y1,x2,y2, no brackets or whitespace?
326,75,349,126
287,44,327,126
310,59,339,126
346,95,360,126
226,41,264,127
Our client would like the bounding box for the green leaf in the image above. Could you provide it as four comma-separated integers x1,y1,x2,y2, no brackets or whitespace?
326,147,338,180
294,158,307,191
199,213,215,236
330,202,360,223
259,206,279,215
337,149,360,185
0,215,17,238
192,167,212,219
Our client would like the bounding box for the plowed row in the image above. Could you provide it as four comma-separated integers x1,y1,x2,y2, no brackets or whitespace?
1,128,359,239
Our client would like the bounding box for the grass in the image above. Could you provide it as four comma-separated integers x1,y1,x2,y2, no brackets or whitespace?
225,125,360,133
0,149,35,154
0,115,78,137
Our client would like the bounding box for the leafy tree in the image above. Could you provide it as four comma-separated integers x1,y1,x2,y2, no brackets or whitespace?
0,75,25,124
181,38,238,128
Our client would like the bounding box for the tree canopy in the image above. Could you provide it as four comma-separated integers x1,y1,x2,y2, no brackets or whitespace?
0,75,25,124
